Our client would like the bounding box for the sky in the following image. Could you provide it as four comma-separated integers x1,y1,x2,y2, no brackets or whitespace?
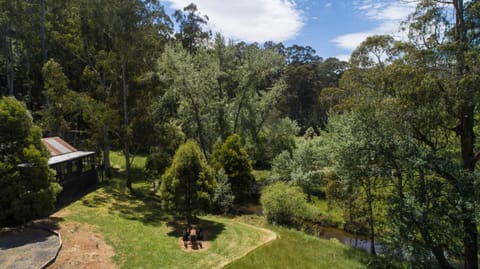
162,0,417,61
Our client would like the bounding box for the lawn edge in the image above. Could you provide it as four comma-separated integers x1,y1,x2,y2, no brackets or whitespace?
215,220,277,269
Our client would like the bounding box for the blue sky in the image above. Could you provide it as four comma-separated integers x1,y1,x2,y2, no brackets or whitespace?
163,0,416,61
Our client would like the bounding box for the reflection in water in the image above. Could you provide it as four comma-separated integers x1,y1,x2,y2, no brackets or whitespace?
239,202,381,253
317,227,381,253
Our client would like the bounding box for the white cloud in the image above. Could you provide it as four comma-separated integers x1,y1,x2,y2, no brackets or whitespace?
333,32,372,50
165,0,304,43
325,2,332,8
335,54,351,62
332,0,415,51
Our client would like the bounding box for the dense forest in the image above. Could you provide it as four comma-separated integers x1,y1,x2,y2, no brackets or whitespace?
1,0,480,268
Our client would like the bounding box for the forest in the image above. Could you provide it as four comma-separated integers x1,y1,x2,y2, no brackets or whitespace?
1,0,480,268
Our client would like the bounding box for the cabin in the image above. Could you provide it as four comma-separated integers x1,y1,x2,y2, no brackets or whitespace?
41,137,98,203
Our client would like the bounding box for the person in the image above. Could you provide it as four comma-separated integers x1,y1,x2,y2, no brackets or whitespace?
197,227,203,249
189,226,197,248
182,226,189,248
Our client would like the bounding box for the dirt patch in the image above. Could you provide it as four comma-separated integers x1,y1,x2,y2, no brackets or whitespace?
47,221,116,269
178,237,211,252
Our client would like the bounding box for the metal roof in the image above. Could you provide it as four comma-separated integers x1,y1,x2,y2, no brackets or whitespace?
41,137,77,156
41,137,95,165
48,151,95,165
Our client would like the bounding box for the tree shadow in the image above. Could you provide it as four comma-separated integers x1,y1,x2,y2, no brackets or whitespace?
0,217,63,249
166,217,226,243
78,170,173,226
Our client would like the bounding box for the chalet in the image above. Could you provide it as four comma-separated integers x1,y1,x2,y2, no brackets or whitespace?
41,137,98,203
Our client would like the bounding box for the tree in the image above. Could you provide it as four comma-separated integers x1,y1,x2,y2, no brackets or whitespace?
326,3,480,262
159,140,215,222
406,2,480,267
278,44,346,130
0,97,61,226
145,121,185,189
212,168,234,215
174,3,210,53
270,127,324,200
260,182,309,225
325,111,394,256
157,44,221,156
210,134,255,203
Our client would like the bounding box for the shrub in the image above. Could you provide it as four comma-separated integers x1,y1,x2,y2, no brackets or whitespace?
213,168,235,215
0,97,61,226
260,182,310,225
269,130,324,200
210,134,254,203
159,140,215,222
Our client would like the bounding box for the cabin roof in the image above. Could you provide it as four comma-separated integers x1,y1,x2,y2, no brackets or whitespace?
47,151,95,165
41,137,95,165
41,137,78,156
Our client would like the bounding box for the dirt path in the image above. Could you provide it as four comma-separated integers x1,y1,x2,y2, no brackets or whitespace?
47,211,117,269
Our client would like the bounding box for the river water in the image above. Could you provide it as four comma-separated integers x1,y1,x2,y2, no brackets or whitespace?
316,226,381,253
238,202,380,253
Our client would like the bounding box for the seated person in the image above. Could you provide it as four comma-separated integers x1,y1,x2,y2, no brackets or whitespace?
189,226,197,244
182,227,189,248
197,228,203,249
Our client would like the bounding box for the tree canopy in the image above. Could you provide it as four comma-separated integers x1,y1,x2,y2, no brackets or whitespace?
0,96,60,226
159,140,215,222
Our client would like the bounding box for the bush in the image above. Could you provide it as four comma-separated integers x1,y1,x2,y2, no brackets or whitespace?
145,122,185,187
269,129,324,200
159,140,215,221
210,134,254,203
260,182,310,225
0,97,61,226
213,168,235,214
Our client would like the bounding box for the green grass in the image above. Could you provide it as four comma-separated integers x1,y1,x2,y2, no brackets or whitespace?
61,178,275,269
224,216,368,269
109,151,147,171
57,152,275,269
312,196,345,227
55,151,372,269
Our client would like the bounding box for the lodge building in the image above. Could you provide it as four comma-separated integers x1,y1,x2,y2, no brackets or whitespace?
41,137,98,203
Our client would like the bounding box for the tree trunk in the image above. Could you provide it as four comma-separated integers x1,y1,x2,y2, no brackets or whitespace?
233,86,248,133
365,179,376,256
8,29,14,96
432,245,453,269
103,125,111,179
41,0,47,64
453,0,478,267
184,82,208,157
122,56,132,191
460,106,477,269
41,0,49,108
420,225,453,269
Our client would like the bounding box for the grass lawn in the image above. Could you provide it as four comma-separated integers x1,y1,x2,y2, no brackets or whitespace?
54,152,372,268
60,178,276,269
56,153,275,269
224,216,368,269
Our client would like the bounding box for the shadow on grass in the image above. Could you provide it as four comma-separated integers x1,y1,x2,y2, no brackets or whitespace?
76,167,230,244
79,168,173,226
166,218,226,243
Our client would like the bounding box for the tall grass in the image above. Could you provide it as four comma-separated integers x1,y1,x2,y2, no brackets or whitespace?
224,216,368,269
